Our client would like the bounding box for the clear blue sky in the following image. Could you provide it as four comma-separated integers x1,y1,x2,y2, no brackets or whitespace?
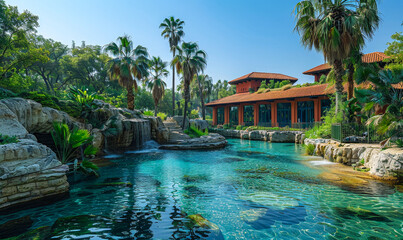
6,0,403,87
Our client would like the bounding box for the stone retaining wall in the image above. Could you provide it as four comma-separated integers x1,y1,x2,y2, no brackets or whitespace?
210,128,305,143
0,140,69,212
304,138,403,178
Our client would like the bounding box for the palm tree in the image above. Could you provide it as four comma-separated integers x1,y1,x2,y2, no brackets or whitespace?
104,35,149,110
147,56,168,116
204,76,213,103
160,17,185,116
196,74,212,120
294,0,380,113
345,49,363,100
172,42,207,129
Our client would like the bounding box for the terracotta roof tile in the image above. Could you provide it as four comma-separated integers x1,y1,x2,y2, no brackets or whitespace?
229,72,298,84
206,84,332,106
303,52,391,75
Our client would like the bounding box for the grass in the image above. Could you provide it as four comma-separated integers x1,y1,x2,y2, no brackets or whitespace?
304,144,315,155
0,134,19,145
184,125,208,138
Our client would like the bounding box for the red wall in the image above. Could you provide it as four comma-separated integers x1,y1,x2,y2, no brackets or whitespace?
236,80,261,93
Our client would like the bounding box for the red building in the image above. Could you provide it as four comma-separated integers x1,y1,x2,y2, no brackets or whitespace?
206,52,390,128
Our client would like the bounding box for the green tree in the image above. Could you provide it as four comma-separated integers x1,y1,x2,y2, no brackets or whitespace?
294,0,380,113
355,68,403,144
173,42,207,129
29,35,68,93
146,56,168,116
160,17,185,116
384,32,403,72
104,35,149,110
0,1,48,82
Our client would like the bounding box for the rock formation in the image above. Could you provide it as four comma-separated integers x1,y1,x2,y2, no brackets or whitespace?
210,128,304,143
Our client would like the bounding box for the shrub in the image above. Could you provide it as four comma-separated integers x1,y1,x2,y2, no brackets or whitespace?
236,125,243,130
0,134,19,145
304,144,315,155
58,100,81,118
223,123,231,129
185,125,208,138
189,109,199,119
248,88,255,93
0,87,17,100
68,87,97,119
143,110,154,116
157,112,167,121
19,91,61,110
394,139,403,148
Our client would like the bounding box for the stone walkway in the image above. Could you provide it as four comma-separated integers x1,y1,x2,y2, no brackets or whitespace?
163,119,190,144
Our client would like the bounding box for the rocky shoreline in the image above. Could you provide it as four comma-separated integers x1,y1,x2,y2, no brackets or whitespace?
160,133,227,150
304,138,403,179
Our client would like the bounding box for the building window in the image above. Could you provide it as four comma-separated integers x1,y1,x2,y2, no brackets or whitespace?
321,99,331,117
259,104,271,126
217,107,224,125
277,103,291,127
297,101,315,128
230,106,238,126
243,105,254,126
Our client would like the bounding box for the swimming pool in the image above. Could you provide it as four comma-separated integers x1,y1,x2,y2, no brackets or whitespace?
1,139,402,239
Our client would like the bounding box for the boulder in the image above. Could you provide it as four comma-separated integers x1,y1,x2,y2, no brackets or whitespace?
366,149,403,178
0,215,33,239
170,116,189,129
0,101,28,138
269,131,302,143
145,116,169,144
190,119,209,131
160,133,227,150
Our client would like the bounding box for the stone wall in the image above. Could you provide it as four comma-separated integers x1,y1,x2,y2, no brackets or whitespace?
210,128,304,143
304,138,403,178
0,140,69,212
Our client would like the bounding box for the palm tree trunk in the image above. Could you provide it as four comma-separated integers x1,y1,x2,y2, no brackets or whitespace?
333,59,344,114
172,52,176,116
127,86,134,110
154,102,158,117
182,82,190,130
196,74,206,120
347,63,354,100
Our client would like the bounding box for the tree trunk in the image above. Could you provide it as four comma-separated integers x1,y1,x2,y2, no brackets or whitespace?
196,74,206,120
154,101,158,117
172,52,176,116
127,86,134,110
333,59,345,114
182,81,190,130
347,63,354,100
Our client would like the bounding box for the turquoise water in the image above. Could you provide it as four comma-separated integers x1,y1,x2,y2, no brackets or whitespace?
1,139,402,239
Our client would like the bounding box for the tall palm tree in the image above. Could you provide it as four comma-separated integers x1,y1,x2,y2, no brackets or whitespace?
196,74,212,120
172,42,207,129
345,49,363,99
104,35,149,110
204,76,213,103
294,0,380,113
147,56,168,116
160,17,185,116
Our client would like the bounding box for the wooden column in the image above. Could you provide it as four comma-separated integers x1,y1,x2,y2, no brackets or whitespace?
238,105,244,125
212,107,217,125
314,99,320,122
224,106,230,124
291,101,297,124
271,102,277,127
254,103,259,126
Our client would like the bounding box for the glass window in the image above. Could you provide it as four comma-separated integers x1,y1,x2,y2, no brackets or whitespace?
258,104,271,126
321,99,331,117
217,107,224,125
297,101,315,123
243,105,254,126
230,106,238,126
277,103,291,127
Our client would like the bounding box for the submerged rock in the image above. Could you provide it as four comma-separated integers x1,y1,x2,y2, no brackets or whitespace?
240,208,267,223
183,174,209,183
6,226,51,240
188,214,224,240
0,215,33,239
239,191,299,210
333,206,391,222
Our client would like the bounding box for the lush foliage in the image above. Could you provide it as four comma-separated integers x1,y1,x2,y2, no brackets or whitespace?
0,133,19,145
184,125,208,138
304,144,315,155
146,56,168,116
355,68,403,138
384,32,403,72
305,102,343,139
294,0,380,112
51,122,97,164
157,112,167,121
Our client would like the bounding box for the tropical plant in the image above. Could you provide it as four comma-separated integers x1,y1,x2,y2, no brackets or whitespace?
146,56,168,116
384,32,403,72
304,144,316,155
355,68,403,145
143,110,154,117
189,109,200,119
172,42,207,129
157,112,167,121
104,35,149,110
51,122,97,164
160,17,185,116
68,86,96,118
0,134,19,145
196,74,211,119
294,0,380,113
